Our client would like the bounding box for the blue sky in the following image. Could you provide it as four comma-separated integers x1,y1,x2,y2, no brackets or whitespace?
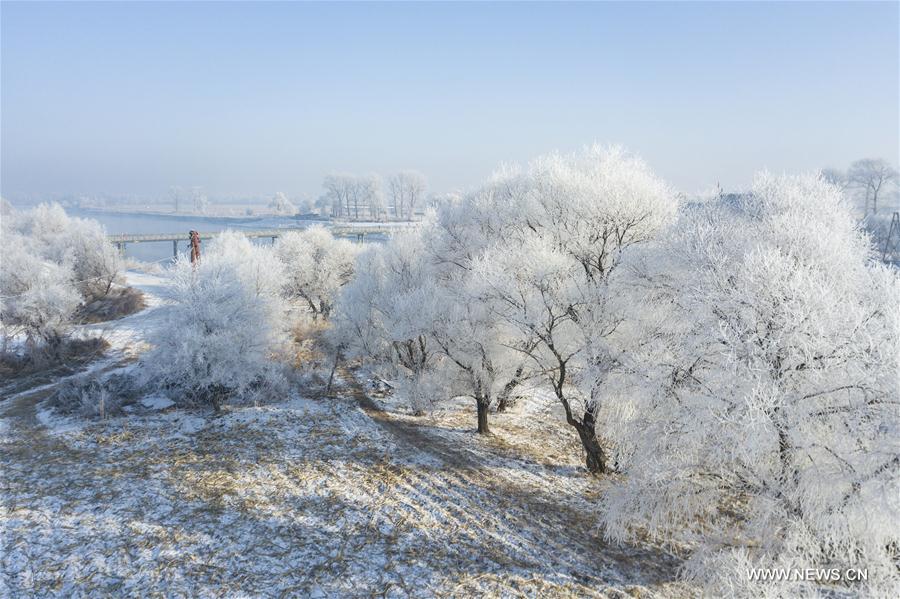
2,1,898,199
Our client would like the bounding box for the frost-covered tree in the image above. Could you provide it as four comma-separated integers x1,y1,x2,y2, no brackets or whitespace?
207,231,286,301
820,167,848,192
331,231,441,414
14,202,74,263
348,178,365,221
140,232,287,409
330,210,527,430
427,254,524,431
425,191,462,212
431,262,533,433
363,175,386,220
1,203,126,360
323,174,355,219
602,173,900,596
294,195,314,215
848,158,898,216
329,248,390,362
424,198,537,430
468,146,677,472
191,186,209,214
275,226,359,320
269,192,297,216
319,193,340,218
388,171,426,221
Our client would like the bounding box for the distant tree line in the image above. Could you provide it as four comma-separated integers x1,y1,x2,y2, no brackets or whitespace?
321,171,427,221
822,158,898,216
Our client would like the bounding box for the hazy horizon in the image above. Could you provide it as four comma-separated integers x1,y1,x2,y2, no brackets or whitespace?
2,1,898,202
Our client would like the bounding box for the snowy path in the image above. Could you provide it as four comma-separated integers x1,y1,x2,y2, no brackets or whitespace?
0,272,687,597
75,271,172,360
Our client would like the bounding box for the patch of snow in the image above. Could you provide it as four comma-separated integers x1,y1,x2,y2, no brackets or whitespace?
176,414,206,435
35,405,84,435
141,395,175,410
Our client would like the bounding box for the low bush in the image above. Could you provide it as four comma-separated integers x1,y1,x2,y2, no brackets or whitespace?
74,286,146,324
49,370,139,419
0,337,109,379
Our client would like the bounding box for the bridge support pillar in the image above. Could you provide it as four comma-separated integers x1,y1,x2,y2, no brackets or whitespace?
173,239,178,258
356,233,365,243
116,242,126,257
271,236,277,245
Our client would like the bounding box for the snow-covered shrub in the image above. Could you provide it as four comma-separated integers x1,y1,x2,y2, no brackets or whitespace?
50,371,138,419
602,173,900,596
140,232,288,409
275,226,359,320
0,237,80,358
206,230,286,302
8,202,122,301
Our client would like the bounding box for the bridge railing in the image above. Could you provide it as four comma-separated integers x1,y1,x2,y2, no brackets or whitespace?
108,223,420,250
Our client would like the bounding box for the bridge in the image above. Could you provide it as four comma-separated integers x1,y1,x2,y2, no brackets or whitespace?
108,224,418,256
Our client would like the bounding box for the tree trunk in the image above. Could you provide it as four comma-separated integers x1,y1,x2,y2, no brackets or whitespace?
326,350,342,396
476,395,490,434
573,406,607,474
551,355,607,474
574,420,607,474
495,365,525,412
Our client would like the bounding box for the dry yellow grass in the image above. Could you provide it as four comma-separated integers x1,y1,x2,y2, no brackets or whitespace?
1,370,686,597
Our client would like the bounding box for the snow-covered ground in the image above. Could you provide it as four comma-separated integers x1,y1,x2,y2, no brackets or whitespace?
0,271,687,597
